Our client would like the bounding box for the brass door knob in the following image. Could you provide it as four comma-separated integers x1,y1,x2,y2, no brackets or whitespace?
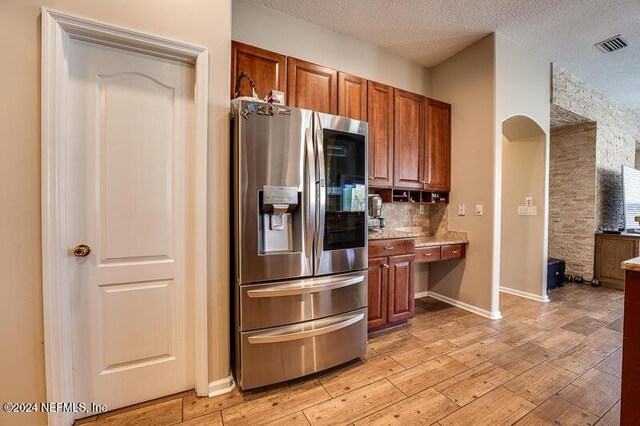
73,244,91,257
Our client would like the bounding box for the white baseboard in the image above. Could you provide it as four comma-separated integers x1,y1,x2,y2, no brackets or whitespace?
414,290,429,299
208,372,235,397
500,286,550,303
426,291,502,320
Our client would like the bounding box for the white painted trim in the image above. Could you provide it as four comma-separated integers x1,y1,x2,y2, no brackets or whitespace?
208,373,236,397
500,286,550,303
414,290,429,299
41,9,209,426
427,291,503,320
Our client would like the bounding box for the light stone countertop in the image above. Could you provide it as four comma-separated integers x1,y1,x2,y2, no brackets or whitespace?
621,257,640,271
368,228,469,247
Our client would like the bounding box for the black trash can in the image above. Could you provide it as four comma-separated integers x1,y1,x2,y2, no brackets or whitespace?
547,258,566,290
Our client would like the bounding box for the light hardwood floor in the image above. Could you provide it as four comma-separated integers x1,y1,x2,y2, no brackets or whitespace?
76,283,623,426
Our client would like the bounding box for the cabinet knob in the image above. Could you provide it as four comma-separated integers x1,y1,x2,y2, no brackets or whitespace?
384,246,395,250
383,264,389,269
369,176,374,180
451,250,459,254
424,253,433,256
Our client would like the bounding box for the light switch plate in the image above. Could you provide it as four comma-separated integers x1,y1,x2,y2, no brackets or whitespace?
458,203,466,216
475,204,483,216
525,197,533,207
518,206,538,216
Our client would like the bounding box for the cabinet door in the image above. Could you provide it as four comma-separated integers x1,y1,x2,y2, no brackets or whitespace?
394,89,425,189
338,72,367,121
287,58,337,114
367,82,394,188
387,254,415,323
367,257,388,330
231,41,287,101
425,98,451,191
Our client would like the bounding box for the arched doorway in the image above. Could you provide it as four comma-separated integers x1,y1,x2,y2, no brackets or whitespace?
500,115,549,304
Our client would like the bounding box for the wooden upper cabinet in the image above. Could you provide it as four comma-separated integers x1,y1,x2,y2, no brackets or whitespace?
367,82,394,188
231,41,287,101
393,89,425,190
287,58,337,114
338,72,367,121
425,98,451,191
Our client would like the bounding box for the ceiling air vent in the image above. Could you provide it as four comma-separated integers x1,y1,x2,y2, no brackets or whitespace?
596,35,629,53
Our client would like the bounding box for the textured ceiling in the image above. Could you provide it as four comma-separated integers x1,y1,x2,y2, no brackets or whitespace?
247,0,640,111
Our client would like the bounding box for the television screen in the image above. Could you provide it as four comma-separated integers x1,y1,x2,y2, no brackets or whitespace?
622,165,640,232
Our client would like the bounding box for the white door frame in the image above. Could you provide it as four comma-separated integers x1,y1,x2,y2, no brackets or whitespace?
41,9,209,426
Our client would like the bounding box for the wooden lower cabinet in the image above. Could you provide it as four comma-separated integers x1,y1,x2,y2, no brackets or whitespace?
387,254,416,323
367,253,415,331
595,233,640,290
367,257,388,329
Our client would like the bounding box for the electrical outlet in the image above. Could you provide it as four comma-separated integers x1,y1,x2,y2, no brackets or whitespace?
420,205,425,214
458,203,466,216
475,204,483,216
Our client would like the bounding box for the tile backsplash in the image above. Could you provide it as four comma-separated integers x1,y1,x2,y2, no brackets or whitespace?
381,202,449,235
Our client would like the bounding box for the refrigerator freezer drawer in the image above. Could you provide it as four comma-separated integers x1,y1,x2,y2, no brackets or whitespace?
239,308,367,389
240,271,367,331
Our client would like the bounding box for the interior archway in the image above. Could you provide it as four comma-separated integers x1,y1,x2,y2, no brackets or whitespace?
500,115,548,304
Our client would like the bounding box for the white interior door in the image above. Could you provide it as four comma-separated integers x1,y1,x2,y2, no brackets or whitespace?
65,37,196,414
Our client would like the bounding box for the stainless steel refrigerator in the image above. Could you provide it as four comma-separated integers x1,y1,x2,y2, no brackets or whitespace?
231,100,368,390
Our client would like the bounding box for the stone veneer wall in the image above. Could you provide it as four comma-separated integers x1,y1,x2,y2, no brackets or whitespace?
549,123,597,278
553,66,640,229
381,202,448,235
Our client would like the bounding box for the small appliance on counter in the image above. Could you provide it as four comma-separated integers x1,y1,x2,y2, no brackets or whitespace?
368,193,385,232
231,100,368,390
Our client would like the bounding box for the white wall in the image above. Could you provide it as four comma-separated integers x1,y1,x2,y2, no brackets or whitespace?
495,33,551,305
232,0,430,96
0,2,231,424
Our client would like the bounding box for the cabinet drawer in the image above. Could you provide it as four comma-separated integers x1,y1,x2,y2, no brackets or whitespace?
415,246,441,263
441,244,465,260
369,238,415,258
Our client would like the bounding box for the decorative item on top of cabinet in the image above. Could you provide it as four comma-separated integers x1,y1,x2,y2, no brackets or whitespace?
231,41,287,101
287,57,337,114
393,89,426,190
425,98,451,191
338,72,367,121
367,81,394,189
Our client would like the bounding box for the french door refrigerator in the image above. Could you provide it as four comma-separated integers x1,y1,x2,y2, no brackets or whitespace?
232,100,368,389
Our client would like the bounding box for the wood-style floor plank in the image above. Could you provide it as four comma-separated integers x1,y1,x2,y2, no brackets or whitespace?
439,387,535,426
354,387,458,426
596,401,620,426
433,361,516,406
558,368,621,417
389,339,458,369
491,342,554,375
318,356,404,397
179,411,224,426
87,399,182,426
504,362,579,405
447,338,513,368
387,355,468,396
595,348,622,378
551,342,610,374
514,395,598,426
303,379,404,426
221,380,330,426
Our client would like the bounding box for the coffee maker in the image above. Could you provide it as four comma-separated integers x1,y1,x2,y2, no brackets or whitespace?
368,194,385,232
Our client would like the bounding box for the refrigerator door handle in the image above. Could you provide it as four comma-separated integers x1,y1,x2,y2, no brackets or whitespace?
246,274,365,298
314,112,326,265
247,312,365,344
304,124,316,264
